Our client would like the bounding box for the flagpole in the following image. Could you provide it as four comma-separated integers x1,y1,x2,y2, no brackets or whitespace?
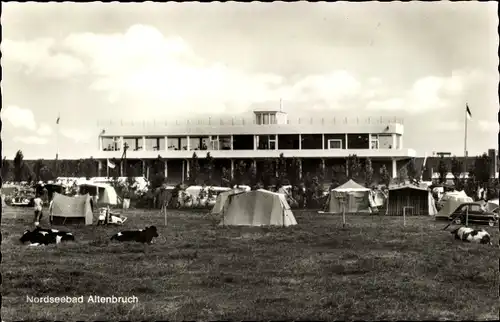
464,103,468,174
55,113,60,178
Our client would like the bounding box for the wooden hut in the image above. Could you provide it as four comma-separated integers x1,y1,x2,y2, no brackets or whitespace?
386,184,437,216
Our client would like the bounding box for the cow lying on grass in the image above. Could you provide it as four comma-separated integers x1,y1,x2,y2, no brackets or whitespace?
110,226,159,244
20,227,75,246
451,226,493,245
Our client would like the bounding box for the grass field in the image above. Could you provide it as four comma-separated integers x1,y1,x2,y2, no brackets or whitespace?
2,206,499,321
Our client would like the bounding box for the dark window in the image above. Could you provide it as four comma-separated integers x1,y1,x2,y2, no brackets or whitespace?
278,134,300,150
218,136,231,150
257,135,276,150
301,134,322,149
233,135,254,150
347,134,369,149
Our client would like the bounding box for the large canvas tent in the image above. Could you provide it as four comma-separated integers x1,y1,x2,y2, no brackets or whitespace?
386,184,438,216
436,191,473,219
219,189,297,227
49,192,94,225
323,180,373,214
211,187,247,214
78,182,118,205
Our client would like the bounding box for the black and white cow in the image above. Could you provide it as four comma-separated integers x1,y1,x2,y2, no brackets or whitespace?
20,227,75,246
110,226,159,244
451,226,493,245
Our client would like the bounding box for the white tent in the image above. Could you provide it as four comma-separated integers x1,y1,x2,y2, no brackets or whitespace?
211,187,247,214
219,189,297,227
323,180,373,214
50,193,94,225
78,182,118,205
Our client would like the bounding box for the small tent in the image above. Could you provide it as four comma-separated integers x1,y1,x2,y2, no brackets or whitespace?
323,179,373,214
78,182,118,205
219,189,297,227
50,192,94,225
211,187,247,214
386,184,438,216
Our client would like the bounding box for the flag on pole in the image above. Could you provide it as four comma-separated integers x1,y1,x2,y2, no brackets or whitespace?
107,159,116,169
466,104,472,120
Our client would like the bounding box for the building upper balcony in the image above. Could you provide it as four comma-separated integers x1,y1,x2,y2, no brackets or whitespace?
97,115,405,137
96,132,415,160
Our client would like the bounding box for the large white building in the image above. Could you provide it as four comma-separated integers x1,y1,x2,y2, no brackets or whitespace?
95,109,416,183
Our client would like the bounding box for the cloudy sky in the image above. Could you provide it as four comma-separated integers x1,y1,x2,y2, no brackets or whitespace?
2,2,498,159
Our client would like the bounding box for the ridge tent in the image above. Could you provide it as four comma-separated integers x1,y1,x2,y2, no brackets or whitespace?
49,192,94,225
386,184,438,216
323,179,373,214
78,182,118,205
211,187,247,214
219,189,297,227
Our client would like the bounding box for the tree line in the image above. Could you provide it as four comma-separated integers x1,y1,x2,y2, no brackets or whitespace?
2,150,496,195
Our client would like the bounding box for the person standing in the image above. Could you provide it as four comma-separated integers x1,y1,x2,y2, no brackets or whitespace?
33,194,43,226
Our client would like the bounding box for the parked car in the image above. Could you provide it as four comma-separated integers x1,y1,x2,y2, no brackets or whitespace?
449,202,499,227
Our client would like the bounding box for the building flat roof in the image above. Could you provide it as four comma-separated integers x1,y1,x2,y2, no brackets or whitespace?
98,116,405,136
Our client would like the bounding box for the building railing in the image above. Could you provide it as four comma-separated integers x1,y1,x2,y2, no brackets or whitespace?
97,116,404,127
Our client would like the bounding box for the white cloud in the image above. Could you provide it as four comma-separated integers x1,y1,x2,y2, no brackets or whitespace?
3,25,487,118
477,120,497,132
2,38,86,79
435,121,462,132
1,105,37,131
57,25,361,115
366,72,469,113
366,98,405,111
288,71,361,102
13,136,48,145
36,123,53,136
60,128,93,143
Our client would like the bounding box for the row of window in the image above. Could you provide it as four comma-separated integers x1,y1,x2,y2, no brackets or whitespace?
101,134,401,152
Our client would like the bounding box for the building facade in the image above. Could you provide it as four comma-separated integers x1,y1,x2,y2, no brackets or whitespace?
94,109,416,184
